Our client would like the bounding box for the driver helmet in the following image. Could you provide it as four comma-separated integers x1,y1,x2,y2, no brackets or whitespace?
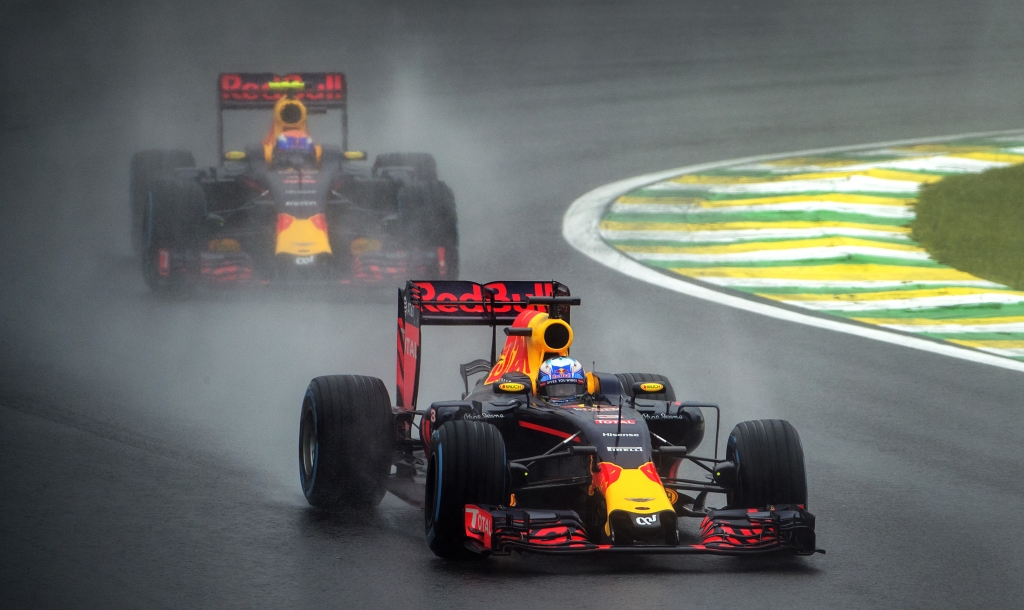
274,129,315,165
537,357,587,405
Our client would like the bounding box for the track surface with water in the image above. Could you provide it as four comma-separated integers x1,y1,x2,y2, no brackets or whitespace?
2,1,1023,608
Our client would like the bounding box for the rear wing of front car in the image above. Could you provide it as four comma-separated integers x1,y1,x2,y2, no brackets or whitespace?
396,280,578,409
216,72,348,159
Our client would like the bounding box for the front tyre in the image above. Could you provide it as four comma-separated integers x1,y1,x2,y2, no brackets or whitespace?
425,420,507,559
141,177,206,292
398,181,459,279
726,419,807,509
299,375,394,510
130,149,195,254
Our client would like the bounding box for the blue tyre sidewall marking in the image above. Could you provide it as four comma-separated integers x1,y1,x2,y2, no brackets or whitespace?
434,444,443,523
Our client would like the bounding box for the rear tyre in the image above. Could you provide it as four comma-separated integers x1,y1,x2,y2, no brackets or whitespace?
141,177,206,292
298,375,394,510
398,181,459,279
614,373,676,402
373,152,438,181
130,150,195,254
425,420,507,559
726,419,807,509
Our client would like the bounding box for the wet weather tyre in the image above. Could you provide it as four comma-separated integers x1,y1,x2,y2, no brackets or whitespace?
298,375,394,510
425,420,507,559
614,373,676,402
372,152,438,181
399,181,459,279
141,177,206,292
130,149,194,254
726,419,807,509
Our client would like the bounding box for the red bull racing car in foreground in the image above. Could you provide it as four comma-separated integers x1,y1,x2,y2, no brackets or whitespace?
298,280,822,559
130,73,457,291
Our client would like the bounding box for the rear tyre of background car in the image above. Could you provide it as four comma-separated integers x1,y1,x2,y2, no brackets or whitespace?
141,177,206,292
425,420,507,559
372,152,438,182
613,373,676,402
299,375,394,510
130,149,195,254
726,419,807,509
398,181,459,279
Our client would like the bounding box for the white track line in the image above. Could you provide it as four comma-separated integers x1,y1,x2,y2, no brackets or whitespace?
562,129,1024,373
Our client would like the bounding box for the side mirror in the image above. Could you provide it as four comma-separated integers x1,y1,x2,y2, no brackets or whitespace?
494,381,528,394
493,372,532,395
631,382,665,395
655,446,688,457
629,381,665,409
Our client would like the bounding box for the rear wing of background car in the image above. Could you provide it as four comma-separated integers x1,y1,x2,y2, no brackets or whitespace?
396,280,578,409
217,72,348,160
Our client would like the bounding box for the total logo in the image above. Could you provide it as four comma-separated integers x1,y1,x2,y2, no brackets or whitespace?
606,446,643,452
602,432,639,437
465,506,492,536
595,419,635,425
634,514,660,527
464,505,493,547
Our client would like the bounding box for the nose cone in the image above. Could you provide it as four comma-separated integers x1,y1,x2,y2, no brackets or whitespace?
596,463,675,539
275,213,332,256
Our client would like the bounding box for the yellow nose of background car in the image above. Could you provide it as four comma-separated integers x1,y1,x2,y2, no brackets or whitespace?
276,213,332,256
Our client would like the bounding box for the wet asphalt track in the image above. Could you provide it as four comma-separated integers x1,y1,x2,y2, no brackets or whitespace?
2,1,1024,608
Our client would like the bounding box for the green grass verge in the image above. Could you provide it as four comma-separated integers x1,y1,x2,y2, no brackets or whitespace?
912,163,1024,290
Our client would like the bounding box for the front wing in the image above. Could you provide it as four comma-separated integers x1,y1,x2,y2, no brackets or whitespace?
464,504,822,556
153,246,443,287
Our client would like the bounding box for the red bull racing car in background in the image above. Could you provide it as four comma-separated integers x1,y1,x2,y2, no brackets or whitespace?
130,72,457,291
298,280,823,559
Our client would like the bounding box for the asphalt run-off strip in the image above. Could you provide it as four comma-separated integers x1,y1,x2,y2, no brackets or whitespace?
562,129,1024,373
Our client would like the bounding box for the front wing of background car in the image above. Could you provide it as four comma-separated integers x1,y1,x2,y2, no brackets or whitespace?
152,246,444,287
463,504,823,556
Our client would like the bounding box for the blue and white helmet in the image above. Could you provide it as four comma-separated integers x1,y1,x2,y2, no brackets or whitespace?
537,357,586,404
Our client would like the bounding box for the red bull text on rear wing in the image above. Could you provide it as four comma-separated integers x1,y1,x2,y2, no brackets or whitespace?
218,72,346,109
396,280,577,409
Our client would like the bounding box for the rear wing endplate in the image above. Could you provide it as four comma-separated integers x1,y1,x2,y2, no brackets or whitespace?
396,280,575,409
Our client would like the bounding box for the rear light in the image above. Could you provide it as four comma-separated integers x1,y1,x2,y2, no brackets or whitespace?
157,249,170,276
309,213,328,232
276,214,295,234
